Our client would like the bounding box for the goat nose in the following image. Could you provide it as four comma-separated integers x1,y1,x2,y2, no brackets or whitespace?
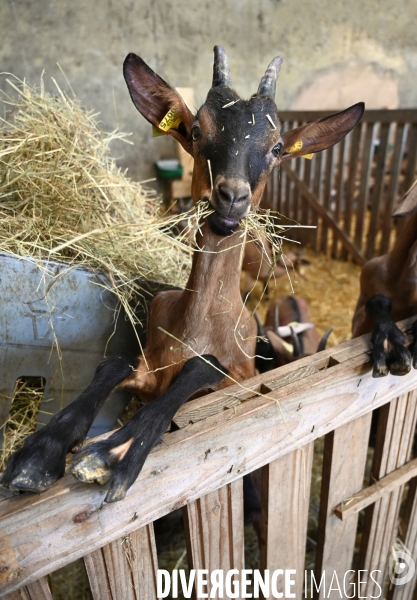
217,183,250,204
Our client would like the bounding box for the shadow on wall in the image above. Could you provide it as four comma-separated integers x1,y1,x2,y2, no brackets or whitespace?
291,63,399,110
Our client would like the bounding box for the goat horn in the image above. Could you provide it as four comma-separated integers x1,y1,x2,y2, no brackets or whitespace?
317,328,333,352
254,311,266,336
258,56,284,99
212,45,232,88
290,326,301,358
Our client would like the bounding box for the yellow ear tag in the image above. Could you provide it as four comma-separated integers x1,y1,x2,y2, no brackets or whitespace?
152,108,182,137
282,340,294,353
285,139,313,159
152,125,165,137
286,139,303,154
159,108,182,131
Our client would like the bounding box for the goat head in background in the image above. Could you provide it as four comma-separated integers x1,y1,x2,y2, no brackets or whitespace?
1,47,363,503
255,295,333,372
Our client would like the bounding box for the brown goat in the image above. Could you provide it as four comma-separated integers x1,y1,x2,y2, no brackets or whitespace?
352,181,417,377
255,295,332,371
1,47,364,503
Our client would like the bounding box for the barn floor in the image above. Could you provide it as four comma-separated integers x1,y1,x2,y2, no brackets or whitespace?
244,242,363,346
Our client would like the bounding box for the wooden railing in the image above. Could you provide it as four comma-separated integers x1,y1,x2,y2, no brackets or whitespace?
262,109,417,263
2,316,417,599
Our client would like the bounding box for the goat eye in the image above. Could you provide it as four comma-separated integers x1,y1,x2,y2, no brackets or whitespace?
272,142,283,157
191,127,201,141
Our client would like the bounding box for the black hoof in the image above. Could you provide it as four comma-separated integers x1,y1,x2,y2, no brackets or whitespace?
0,433,67,493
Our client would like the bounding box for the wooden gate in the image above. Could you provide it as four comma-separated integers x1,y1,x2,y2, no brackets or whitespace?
262,110,417,264
1,316,417,599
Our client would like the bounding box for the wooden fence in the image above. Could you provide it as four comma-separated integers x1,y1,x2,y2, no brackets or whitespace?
262,110,417,264
1,316,417,599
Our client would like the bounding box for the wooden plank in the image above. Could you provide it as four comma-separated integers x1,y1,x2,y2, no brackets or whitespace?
310,151,322,250
314,413,372,600
84,524,158,600
4,578,53,600
331,138,346,258
381,123,406,254
354,122,375,253
281,162,366,264
319,146,335,253
341,124,362,259
391,480,417,599
334,456,417,520
1,320,417,595
183,480,244,598
366,122,391,258
358,390,417,598
260,443,314,599
279,109,417,125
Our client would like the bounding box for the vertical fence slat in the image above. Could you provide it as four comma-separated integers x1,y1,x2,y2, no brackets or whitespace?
259,444,314,599
381,122,406,254
341,124,362,259
184,479,244,598
5,578,53,600
83,524,159,600
366,122,391,258
391,478,417,599
310,152,322,250
331,138,346,258
319,147,335,253
359,390,417,598
314,413,372,600
355,122,376,252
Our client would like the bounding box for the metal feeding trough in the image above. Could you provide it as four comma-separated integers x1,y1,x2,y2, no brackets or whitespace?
0,252,175,444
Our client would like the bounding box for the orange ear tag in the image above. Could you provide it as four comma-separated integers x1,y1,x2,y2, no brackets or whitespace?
152,107,183,137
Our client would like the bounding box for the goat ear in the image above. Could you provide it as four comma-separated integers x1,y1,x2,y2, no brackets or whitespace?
123,53,195,154
265,331,294,363
393,179,417,217
281,102,364,161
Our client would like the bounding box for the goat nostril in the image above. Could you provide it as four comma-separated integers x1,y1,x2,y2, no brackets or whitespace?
217,184,249,204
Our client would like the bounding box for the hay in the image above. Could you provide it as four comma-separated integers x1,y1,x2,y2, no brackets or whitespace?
0,377,46,470
0,75,199,335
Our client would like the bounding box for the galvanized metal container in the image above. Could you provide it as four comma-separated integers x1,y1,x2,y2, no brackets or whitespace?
0,252,142,442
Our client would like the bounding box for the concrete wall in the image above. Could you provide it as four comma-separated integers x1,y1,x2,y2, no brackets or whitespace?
1,0,417,185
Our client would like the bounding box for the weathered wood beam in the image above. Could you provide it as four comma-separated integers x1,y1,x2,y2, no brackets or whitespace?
334,456,417,521
0,319,416,596
280,162,366,265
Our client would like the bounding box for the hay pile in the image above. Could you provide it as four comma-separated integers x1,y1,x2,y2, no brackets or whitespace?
0,76,197,329
0,377,45,471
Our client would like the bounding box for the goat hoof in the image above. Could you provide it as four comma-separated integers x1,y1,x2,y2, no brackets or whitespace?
0,436,66,493
71,442,121,485
372,363,389,378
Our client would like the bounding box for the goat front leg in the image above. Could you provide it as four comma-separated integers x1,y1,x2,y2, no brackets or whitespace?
0,354,137,493
367,294,412,377
71,355,227,503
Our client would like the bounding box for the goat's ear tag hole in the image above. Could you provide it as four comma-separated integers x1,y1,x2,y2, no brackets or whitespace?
285,139,314,160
